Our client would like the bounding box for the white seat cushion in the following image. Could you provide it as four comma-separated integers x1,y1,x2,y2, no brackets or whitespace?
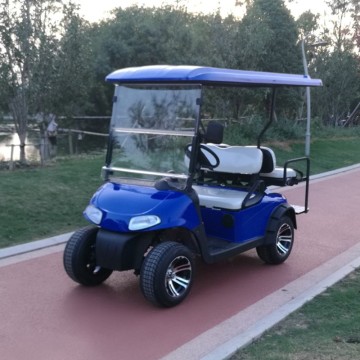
193,185,252,210
260,166,297,179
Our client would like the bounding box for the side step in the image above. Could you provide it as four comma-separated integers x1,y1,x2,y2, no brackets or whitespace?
206,236,263,263
208,237,242,257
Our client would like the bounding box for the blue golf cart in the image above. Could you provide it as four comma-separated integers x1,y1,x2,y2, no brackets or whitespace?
63,65,322,307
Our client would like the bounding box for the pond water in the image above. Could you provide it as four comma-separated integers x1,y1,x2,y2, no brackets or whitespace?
0,119,110,162
0,132,40,161
0,131,109,162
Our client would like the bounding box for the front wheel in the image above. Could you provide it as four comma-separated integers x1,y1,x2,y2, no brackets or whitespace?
63,226,113,286
256,216,294,265
140,242,195,307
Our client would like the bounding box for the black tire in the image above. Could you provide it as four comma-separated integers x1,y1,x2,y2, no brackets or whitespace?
256,216,294,265
140,242,195,307
63,226,113,286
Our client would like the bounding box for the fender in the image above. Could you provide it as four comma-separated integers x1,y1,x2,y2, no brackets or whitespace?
96,229,153,271
264,204,297,245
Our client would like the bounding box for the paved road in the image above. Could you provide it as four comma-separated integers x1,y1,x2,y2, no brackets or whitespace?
1,166,360,360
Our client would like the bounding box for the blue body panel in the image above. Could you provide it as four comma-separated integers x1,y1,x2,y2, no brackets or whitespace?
106,65,323,87
89,182,201,233
201,193,286,243
87,182,287,243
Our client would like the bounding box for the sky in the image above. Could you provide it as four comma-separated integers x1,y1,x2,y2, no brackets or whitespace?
74,0,330,23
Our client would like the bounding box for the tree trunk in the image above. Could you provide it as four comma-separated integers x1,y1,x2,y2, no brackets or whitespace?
9,90,28,163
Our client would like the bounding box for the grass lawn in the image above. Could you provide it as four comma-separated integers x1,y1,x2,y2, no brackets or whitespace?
268,136,360,174
231,268,360,360
0,153,105,248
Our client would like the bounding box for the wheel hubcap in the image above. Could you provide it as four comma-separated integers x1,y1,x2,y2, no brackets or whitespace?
85,244,100,274
165,256,192,298
276,223,293,255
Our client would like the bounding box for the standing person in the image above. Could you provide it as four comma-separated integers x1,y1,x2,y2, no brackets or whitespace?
46,115,58,158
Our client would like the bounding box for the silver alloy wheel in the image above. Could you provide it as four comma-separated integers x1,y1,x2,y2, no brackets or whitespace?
165,255,192,298
140,242,195,307
276,222,293,255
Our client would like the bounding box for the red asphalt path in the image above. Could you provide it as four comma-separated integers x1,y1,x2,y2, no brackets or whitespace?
1,166,360,360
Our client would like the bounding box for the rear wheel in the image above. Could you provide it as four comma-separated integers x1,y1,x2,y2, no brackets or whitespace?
256,216,294,264
140,242,195,307
63,226,113,286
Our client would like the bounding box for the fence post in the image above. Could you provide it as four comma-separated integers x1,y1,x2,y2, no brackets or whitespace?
9,144,15,171
39,138,45,166
68,130,73,155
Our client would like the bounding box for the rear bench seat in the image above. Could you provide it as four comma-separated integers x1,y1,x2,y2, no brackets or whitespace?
186,144,300,209
186,143,299,185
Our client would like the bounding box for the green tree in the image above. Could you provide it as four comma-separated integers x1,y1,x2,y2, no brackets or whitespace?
0,0,63,161
326,0,359,52
52,3,94,116
88,5,242,116
191,12,239,68
237,0,301,73
296,10,320,38
312,50,358,124
232,0,303,119
0,0,93,160
310,0,360,124
89,5,203,114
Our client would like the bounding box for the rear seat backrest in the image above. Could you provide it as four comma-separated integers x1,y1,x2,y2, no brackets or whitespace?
255,146,298,181
244,146,276,173
259,147,276,173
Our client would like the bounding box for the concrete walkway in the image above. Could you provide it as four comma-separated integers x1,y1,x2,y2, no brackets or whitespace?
1,164,360,360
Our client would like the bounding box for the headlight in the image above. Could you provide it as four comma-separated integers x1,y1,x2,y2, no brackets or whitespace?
129,215,161,231
84,205,103,225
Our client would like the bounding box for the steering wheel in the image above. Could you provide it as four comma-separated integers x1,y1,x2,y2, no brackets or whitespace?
185,144,220,170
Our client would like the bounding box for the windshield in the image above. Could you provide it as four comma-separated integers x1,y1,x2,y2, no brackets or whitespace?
105,84,201,188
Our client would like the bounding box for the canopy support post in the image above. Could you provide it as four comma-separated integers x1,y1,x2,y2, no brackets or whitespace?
257,88,276,148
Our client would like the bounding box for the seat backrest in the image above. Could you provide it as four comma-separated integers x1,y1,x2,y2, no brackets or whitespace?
259,147,276,173
202,144,263,174
204,120,224,144
245,146,276,173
